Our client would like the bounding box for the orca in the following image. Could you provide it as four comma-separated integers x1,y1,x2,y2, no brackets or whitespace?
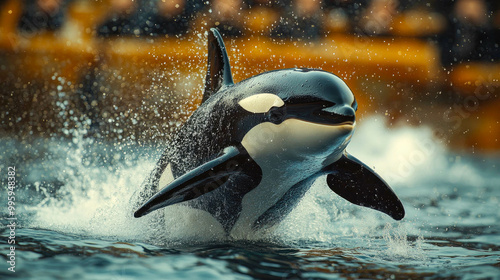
134,28,405,238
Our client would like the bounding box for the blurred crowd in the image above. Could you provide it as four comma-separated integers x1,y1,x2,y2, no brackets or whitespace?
3,0,500,66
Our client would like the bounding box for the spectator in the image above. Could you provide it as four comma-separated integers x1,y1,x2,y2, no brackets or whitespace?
242,0,283,35
323,0,368,34
97,0,203,37
355,0,399,36
398,0,440,11
245,0,287,9
18,0,69,34
141,0,195,37
97,0,138,37
438,0,497,66
270,0,324,41
210,0,245,38
0,0,7,9
492,2,500,61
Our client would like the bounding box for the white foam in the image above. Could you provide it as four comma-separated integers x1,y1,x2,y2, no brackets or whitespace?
381,223,426,261
25,115,493,255
27,153,160,241
348,117,448,187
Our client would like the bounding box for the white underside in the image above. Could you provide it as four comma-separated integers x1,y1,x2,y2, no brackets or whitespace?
158,163,174,188
158,119,353,240
163,204,226,241
231,119,353,239
159,164,226,241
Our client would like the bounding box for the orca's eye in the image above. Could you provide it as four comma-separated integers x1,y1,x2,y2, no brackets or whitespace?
268,107,286,124
287,96,334,107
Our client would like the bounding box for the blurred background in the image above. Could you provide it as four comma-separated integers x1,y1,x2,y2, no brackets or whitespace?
0,0,499,152
1,3,499,278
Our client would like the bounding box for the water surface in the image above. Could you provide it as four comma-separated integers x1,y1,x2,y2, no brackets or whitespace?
1,117,499,279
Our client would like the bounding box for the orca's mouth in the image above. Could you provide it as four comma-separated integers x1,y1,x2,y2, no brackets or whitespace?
320,113,355,126
266,105,357,126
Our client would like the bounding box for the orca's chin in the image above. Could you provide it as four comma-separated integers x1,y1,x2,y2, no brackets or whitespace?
328,121,355,127
296,119,355,128
335,121,355,126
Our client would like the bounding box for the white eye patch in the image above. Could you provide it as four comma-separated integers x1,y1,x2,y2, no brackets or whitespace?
238,93,285,113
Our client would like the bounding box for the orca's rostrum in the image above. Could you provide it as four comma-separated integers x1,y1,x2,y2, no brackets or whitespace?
134,28,405,238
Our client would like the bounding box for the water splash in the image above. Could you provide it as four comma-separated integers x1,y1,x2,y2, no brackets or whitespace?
381,223,426,261
14,111,497,258
348,117,448,187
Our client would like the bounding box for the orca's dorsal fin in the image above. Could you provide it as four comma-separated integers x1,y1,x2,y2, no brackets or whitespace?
202,28,234,103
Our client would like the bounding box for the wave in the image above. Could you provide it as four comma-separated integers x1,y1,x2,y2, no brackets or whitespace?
6,115,497,261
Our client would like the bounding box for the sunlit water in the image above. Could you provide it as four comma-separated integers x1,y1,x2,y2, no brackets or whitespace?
1,116,499,279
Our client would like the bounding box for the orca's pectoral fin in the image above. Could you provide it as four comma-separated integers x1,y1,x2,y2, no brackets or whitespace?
325,152,405,220
134,146,243,218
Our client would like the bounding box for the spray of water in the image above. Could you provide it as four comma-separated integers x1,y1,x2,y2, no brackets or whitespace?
22,113,446,258
17,41,497,259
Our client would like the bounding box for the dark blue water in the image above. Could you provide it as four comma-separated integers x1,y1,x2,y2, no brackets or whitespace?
1,117,500,279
